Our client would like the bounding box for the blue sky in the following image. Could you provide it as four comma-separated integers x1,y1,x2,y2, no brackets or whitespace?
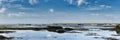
0,0,119,24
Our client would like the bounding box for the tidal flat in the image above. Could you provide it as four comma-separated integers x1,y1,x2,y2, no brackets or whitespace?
0,28,119,40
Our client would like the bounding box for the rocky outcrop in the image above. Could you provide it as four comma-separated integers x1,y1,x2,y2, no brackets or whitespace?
47,26,63,30
47,26,73,33
115,24,120,34
0,31,15,33
0,35,13,40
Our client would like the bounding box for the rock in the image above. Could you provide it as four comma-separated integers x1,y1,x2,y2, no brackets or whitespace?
115,24,120,34
102,37,118,40
0,31,15,33
94,37,118,40
0,35,13,39
56,29,66,33
47,26,63,30
64,28,73,31
0,35,7,39
47,26,64,33
47,26,74,33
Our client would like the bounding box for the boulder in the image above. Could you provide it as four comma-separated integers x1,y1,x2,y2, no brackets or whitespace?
47,26,63,30
64,28,73,31
115,24,120,34
0,35,13,39
47,26,63,32
0,31,15,33
56,29,66,33
47,26,74,33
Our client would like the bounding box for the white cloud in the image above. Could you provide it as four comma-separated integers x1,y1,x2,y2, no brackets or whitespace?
0,0,18,4
3,4,32,10
87,5,112,10
29,0,38,5
8,12,26,17
91,14,100,16
7,12,42,18
77,0,83,6
100,5,111,8
83,1,89,5
90,14,119,19
49,9,54,13
0,8,6,13
66,0,84,6
105,14,119,19
6,0,17,2
4,4,23,8
87,7,100,10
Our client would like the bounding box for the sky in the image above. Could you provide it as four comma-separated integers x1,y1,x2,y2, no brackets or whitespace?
0,0,120,24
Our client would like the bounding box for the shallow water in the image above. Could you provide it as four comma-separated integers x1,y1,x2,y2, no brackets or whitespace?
0,29,120,40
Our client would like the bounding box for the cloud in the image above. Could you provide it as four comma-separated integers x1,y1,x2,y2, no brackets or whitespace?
66,0,84,6
90,13,119,19
0,8,6,13
105,14,119,19
90,13,100,16
77,0,83,6
100,5,111,8
29,0,38,5
86,5,112,10
87,7,101,10
2,3,32,10
49,8,54,13
0,0,18,4
8,12,26,17
7,12,42,18
4,4,23,8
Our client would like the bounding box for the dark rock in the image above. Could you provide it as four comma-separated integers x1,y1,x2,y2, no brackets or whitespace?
47,26,64,33
102,37,118,40
0,35,13,39
47,26,74,33
47,26,63,30
0,35,7,39
0,31,15,33
94,37,118,40
64,28,73,31
115,24,120,34
56,29,66,33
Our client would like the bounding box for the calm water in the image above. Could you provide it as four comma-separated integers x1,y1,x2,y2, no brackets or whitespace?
0,29,120,40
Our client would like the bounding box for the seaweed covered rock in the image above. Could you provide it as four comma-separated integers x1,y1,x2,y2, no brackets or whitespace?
64,28,73,31
0,35,7,39
0,35,13,39
47,26,63,30
47,26,74,33
115,24,120,34
0,31,15,33
56,29,66,33
47,26,63,32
